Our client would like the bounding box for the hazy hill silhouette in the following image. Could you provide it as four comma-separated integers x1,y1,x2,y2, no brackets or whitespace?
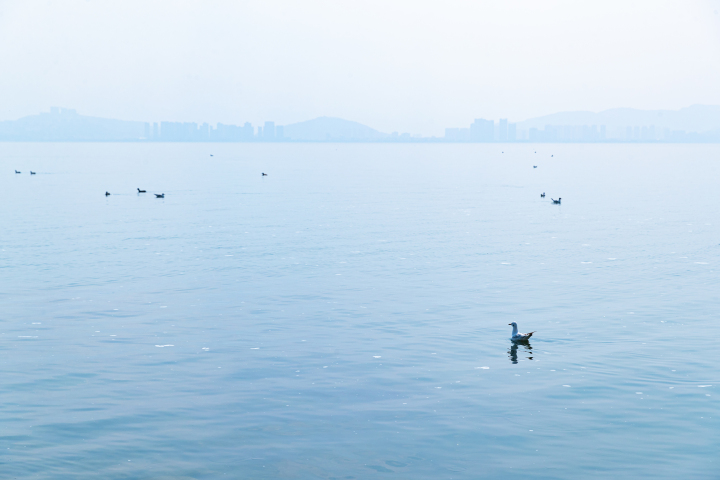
283,116,388,141
517,105,720,132
0,108,146,141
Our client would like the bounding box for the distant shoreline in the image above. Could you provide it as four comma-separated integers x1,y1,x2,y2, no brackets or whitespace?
2,139,719,144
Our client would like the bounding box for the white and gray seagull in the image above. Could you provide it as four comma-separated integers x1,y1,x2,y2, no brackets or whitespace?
509,322,535,341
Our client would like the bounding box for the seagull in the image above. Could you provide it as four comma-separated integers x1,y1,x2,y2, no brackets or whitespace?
262,172,268,176
509,322,535,341
15,170,21,174
30,171,36,175
533,165,537,168
155,193,164,198
540,192,545,198
105,191,111,196
551,198,561,204
137,188,146,193
210,154,214,157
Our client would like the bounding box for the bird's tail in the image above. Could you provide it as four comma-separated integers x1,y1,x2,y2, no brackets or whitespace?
527,331,536,338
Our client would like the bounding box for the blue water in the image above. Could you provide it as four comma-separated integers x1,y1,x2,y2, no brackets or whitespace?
1,142,718,479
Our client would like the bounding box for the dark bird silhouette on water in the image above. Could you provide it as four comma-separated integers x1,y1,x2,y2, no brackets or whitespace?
155,193,164,198
15,170,21,174
262,173,268,176
552,198,562,204
210,154,214,157
533,165,537,168
105,191,111,196
551,155,554,157
137,188,146,193
30,171,36,175
540,192,545,198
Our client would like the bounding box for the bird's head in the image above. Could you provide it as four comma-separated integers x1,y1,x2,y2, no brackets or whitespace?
508,322,517,327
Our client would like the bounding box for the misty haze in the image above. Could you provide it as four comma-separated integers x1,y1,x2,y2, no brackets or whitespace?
2,1,719,479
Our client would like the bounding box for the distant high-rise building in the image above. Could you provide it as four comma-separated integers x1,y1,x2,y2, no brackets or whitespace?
200,123,210,141
153,122,159,140
497,119,508,141
242,122,253,141
445,128,471,141
257,126,263,139
470,119,494,142
529,128,540,142
275,125,284,140
508,123,517,141
264,121,275,140
544,125,557,142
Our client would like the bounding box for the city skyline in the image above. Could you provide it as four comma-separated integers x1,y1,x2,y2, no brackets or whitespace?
3,105,720,142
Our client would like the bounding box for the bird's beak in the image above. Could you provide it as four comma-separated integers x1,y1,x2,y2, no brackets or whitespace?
508,323,512,325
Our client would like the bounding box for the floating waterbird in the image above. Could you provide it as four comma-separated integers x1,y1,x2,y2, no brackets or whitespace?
540,192,545,198
30,171,36,175
551,155,554,157
210,154,214,157
552,198,561,204
155,193,165,198
533,166,537,168
137,188,146,193
15,170,21,174
105,191,111,196
262,172,268,176
509,322,535,341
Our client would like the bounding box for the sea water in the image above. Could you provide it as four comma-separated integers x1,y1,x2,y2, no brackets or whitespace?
1,142,718,479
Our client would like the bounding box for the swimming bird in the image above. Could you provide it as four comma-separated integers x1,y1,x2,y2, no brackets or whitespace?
540,192,545,198
210,154,214,157
105,191,111,196
155,193,164,198
137,188,146,193
551,155,554,157
509,322,535,341
533,165,537,168
551,198,561,204
262,172,268,176
15,170,21,174
30,171,36,175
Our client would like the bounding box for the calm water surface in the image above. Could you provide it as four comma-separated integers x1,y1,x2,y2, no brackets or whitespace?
1,143,718,479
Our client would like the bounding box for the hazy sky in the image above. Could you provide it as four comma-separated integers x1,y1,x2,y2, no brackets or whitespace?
1,0,719,135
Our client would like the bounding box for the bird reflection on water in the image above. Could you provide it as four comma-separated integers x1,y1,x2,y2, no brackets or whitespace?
508,341,534,364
